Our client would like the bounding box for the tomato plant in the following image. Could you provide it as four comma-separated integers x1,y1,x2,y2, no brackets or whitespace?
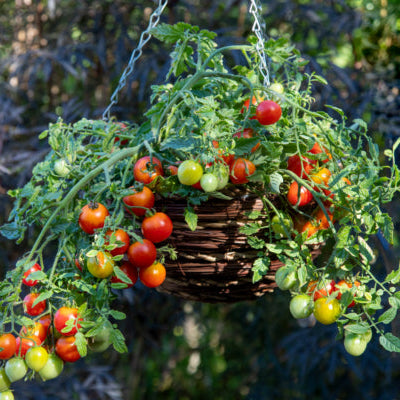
139,262,167,288
23,293,46,317
127,239,157,269
15,336,41,357
87,250,115,278
255,100,282,125
78,202,109,234
105,229,130,256
0,334,17,360
54,307,81,336
287,181,313,207
122,186,155,217
55,336,81,363
133,156,164,184
111,261,138,287
141,212,173,243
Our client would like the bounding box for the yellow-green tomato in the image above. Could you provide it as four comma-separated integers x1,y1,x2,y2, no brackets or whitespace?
269,82,284,94
38,354,64,381
26,346,49,372
54,159,71,177
289,294,313,319
313,297,341,325
177,160,203,185
271,214,293,236
0,368,10,391
5,357,27,382
344,333,368,356
87,251,114,278
0,391,14,400
275,266,297,291
200,173,219,192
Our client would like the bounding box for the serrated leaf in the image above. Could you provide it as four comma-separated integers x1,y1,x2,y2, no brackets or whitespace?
32,291,52,306
344,323,370,335
184,206,198,231
110,328,128,353
379,333,400,353
385,266,400,284
252,257,270,283
378,307,397,324
75,331,87,357
247,236,265,250
269,172,283,194
0,222,24,240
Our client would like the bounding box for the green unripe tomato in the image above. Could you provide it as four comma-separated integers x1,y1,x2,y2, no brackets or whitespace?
38,354,64,381
275,266,297,291
344,333,368,356
177,160,203,185
0,368,11,391
54,159,71,177
289,294,313,319
26,346,49,372
5,357,27,382
269,82,284,94
200,173,219,192
88,324,112,353
271,214,293,236
0,391,14,400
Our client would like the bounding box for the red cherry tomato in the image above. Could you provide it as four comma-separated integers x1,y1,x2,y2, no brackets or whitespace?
139,262,166,288
307,279,336,301
167,165,179,176
111,262,138,287
0,334,17,360
105,229,130,256
78,202,109,234
133,156,164,184
287,154,315,178
15,335,41,357
141,212,173,243
309,142,332,163
123,186,155,217
337,280,361,308
255,100,282,125
38,314,52,337
20,322,47,344
22,263,42,286
230,158,256,184
54,307,81,336
287,181,313,207
55,336,81,363
127,239,157,269
23,293,46,317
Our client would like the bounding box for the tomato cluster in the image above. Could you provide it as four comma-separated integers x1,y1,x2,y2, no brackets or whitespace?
276,268,371,356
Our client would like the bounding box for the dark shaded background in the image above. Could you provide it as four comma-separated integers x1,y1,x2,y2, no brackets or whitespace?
1,1,400,399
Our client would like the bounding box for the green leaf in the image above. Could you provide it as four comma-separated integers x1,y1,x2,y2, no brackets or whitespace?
379,333,400,353
252,257,270,283
109,310,126,321
0,222,24,240
184,206,198,231
151,22,196,44
32,290,52,306
110,328,128,353
269,172,283,194
378,307,397,324
239,222,261,235
75,331,87,357
247,236,265,250
385,266,400,284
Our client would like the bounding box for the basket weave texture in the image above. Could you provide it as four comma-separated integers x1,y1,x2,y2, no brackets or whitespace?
158,191,321,303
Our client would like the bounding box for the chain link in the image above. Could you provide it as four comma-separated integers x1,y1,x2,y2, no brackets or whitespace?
102,0,169,121
249,0,270,87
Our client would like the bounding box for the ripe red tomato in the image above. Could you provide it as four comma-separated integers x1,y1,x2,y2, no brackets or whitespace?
255,100,282,125
55,336,81,363
127,239,157,269
105,229,130,256
307,279,336,301
15,335,41,357
141,212,173,243
0,334,17,360
167,165,179,176
287,154,315,178
54,307,81,336
233,128,260,152
20,322,47,344
230,158,256,184
309,142,332,163
139,262,166,288
337,280,360,307
123,186,155,217
38,314,52,336
133,156,164,184
22,263,42,286
23,293,46,316
78,202,109,234
111,262,138,287
87,250,115,278
287,181,313,207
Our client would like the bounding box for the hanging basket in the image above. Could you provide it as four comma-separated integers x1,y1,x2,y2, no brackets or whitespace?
158,190,322,303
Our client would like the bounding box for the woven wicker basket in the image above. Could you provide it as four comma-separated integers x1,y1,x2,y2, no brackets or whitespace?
158,190,322,303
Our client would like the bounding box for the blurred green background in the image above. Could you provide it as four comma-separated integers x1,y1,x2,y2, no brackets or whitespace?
1,0,400,399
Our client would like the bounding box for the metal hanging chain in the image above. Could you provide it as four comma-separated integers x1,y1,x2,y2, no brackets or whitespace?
249,0,270,87
102,0,169,121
